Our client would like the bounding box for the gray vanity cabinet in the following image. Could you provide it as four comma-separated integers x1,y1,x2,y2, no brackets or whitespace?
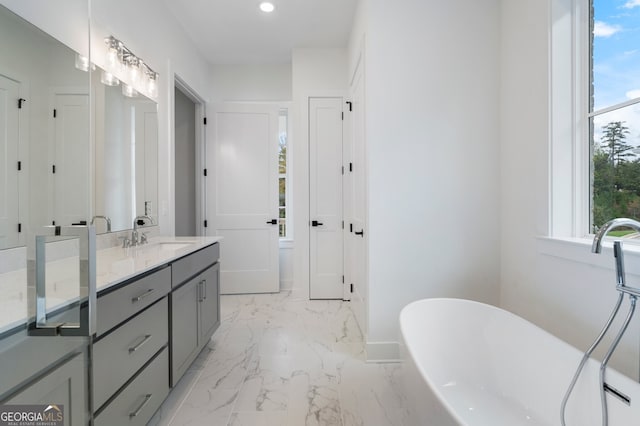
169,275,200,385
199,263,220,344
5,352,87,425
170,244,220,387
92,267,171,425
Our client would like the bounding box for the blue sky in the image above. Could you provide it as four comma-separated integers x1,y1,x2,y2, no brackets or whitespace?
593,0,640,147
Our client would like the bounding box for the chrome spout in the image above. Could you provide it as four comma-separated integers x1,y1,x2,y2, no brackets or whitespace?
132,215,153,246
90,215,111,232
592,218,640,253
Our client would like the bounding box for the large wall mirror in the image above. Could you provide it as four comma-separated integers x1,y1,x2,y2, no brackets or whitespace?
92,66,158,234
0,2,158,250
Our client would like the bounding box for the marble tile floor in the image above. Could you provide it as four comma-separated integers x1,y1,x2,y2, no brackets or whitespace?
149,290,410,426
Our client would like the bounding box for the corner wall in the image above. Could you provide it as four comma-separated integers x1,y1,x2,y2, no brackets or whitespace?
349,0,502,359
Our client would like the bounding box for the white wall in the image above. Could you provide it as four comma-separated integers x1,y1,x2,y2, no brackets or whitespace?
210,63,291,103
500,0,640,378
349,0,501,359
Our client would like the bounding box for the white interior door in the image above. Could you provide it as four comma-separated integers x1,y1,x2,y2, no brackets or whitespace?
0,74,20,248
347,62,367,333
208,103,280,294
309,97,344,299
53,93,89,225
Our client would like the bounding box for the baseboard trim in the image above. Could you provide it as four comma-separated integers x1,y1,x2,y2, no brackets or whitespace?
365,341,401,363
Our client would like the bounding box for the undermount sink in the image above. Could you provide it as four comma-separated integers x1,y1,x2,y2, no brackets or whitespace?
155,241,196,251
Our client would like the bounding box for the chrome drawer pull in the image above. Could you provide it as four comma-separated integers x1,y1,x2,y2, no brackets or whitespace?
129,394,152,418
129,334,152,354
131,288,156,303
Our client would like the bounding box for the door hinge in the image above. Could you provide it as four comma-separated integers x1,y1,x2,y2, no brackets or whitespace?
342,166,345,175
18,98,26,109
350,223,353,233
342,220,344,229
52,164,56,174
341,111,344,120
350,283,354,293
349,163,353,172
203,117,207,125
18,223,22,233
204,168,207,177
53,109,57,118
204,220,208,228
346,101,352,112
342,275,345,284
17,161,21,171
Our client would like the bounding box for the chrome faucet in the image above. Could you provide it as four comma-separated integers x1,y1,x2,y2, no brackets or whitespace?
561,218,640,426
592,218,640,287
132,215,153,246
91,215,112,232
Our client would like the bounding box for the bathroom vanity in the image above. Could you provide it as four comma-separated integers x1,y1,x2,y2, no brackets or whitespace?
0,237,221,425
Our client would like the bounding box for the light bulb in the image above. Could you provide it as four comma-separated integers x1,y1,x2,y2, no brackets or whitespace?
100,70,119,86
74,53,94,72
147,75,158,98
259,2,275,12
122,83,138,97
129,59,141,84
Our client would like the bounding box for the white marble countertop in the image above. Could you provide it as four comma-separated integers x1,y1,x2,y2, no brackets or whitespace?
0,236,222,335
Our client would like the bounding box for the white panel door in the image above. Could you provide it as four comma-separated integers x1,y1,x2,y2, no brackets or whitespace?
53,93,89,225
209,103,280,294
0,74,20,248
347,63,367,333
309,98,344,299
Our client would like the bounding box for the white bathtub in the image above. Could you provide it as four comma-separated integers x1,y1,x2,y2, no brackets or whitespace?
399,298,640,425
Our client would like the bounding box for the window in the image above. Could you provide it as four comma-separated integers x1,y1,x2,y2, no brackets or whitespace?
590,0,640,233
278,109,289,238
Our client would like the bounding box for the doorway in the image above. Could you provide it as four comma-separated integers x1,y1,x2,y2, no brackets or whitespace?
173,77,206,237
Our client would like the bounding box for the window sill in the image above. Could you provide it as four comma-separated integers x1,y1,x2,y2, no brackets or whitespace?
537,236,640,276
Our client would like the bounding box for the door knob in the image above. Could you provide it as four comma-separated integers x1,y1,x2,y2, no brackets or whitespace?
355,229,364,237
312,220,324,227
266,219,278,225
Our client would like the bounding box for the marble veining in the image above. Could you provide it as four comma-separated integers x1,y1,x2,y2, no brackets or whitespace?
151,291,409,426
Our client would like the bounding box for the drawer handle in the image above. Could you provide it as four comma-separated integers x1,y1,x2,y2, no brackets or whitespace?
129,394,153,418
128,334,152,354
131,288,156,303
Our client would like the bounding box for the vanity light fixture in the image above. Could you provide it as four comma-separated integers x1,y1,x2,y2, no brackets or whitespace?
259,2,275,13
121,82,138,98
103,36,159,98
100,70,119,86
74,53,95,72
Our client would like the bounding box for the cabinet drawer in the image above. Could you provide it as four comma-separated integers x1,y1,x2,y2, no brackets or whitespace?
96,267,171,336
94,346,169,426
171,243,219,287
93,298,168,410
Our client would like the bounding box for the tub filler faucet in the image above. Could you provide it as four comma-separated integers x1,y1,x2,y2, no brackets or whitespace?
561,218,640,426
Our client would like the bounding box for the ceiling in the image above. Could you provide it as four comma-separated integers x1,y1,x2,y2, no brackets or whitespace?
163,0,359,65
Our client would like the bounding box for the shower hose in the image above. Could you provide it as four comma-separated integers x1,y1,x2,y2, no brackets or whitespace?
560,292,637,426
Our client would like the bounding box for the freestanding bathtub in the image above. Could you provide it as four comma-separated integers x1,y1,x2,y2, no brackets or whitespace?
400,298,640,425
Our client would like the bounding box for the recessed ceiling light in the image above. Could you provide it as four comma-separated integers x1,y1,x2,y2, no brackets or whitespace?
259,2,275,13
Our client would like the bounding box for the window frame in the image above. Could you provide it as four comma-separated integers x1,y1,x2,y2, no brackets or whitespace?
278,106,293,241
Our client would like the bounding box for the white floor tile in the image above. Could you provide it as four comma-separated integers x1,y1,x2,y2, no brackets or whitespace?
154,292,407,426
